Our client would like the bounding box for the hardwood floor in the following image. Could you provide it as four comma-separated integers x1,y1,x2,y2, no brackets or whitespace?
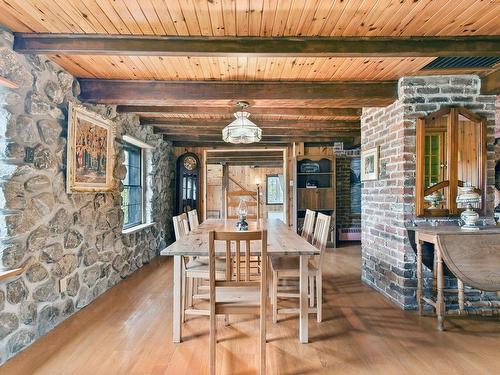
2,244,500,375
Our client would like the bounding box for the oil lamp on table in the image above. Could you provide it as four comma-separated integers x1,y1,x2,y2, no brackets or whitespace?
236,198,249,231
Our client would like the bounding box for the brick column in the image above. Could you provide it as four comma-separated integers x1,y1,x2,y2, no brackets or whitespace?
361,75,497,309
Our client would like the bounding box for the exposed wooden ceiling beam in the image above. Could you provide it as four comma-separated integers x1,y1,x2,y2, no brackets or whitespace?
153,127,358,135
79,80,396,105
142,118,359,128
118,105,362,118
14,33,500,57
481,69,500,95
157,130,357,138
172,141,290,148
161,135,349,143
222,161,284,167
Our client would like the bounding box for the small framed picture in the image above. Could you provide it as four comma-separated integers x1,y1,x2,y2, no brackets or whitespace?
66,103,116,193
361,146,379,181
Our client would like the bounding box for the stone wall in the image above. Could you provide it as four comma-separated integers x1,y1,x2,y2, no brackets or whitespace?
0,29,174,364
361,75,497,309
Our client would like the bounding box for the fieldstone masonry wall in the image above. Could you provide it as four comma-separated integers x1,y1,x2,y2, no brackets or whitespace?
0,29,174,364
361,75,497,309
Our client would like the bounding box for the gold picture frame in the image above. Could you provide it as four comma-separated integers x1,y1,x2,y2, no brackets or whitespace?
361,146,379,181
66,103,116,193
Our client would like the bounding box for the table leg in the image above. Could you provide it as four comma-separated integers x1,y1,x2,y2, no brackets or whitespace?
457,278,465,314
173,255,182,343
416,240,423,315
299,255,308,343
436,249,445,331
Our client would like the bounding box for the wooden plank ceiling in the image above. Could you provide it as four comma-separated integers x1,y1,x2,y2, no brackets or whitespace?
1,0,499,145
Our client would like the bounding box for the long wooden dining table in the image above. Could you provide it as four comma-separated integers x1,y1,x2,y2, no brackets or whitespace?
160,218,320,344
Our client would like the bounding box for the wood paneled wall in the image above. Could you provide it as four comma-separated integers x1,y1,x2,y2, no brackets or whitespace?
174,146,289,222
205,164,284,219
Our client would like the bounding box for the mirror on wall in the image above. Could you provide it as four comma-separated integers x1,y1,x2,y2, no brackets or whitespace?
416,107,486,217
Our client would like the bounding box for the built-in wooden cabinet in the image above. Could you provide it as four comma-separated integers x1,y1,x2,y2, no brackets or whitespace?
294,155,336,247
416,107,487,217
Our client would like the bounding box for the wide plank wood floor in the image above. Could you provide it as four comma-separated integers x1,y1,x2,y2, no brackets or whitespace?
2,244,500,375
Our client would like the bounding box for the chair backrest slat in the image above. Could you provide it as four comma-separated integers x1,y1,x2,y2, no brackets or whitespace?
188,209,199,230
173,213,190,240
312,213,331,268
209,230,267,287
301,209,316,242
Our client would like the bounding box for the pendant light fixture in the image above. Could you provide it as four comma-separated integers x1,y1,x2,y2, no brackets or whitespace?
222,101,262,144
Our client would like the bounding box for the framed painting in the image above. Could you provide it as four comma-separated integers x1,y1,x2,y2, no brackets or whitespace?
66,103,116,192
361,146,379,181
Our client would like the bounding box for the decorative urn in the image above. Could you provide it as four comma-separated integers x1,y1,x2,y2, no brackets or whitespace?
424,190,444,209
456,184,481,231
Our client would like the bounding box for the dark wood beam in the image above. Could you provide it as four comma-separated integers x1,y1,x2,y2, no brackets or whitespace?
481,69,500,94
161,135,348,143
172,140,354,148
118,105,362,118
78,79,397,105
225,161,283,167
157,130,357,138
142,118,359,129
14,33,500,57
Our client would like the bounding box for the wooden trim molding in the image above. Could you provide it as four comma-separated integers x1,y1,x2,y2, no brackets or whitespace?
0,268,23,282
415,118,426,216
13,33,500,57
0,76,18,89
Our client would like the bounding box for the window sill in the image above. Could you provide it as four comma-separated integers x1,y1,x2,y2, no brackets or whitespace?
122,222,156,234
0,268,23,282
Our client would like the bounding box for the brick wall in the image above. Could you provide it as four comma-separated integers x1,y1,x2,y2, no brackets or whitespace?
361,75,497,309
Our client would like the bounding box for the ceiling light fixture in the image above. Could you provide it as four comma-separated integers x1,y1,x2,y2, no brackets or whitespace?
222,101,262,144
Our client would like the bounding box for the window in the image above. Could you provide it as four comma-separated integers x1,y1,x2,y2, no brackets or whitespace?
121,142,143,229
266,175,284,205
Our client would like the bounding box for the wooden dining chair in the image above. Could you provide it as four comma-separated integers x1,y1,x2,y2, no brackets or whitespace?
209,229,268,375
173,213,190,239
172,214,225,321
225,188,263,278
301,209,316,242
270,212,331,323
188,209,199,230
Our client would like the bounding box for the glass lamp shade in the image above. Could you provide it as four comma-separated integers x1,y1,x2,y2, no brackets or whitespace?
222,111,262,144
237,198,248,218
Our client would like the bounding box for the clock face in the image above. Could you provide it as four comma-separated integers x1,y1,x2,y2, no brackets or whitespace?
183,156,197,171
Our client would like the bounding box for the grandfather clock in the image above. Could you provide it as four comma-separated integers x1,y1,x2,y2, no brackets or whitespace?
176,152,200,215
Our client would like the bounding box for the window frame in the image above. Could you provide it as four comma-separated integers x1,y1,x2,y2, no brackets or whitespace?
120,135,154,230
121,142,144,230
266,174,284,205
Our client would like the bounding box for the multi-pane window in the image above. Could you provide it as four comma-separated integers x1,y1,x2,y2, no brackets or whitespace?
424,133,446,188
121,143,143,229
266,175,284,205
